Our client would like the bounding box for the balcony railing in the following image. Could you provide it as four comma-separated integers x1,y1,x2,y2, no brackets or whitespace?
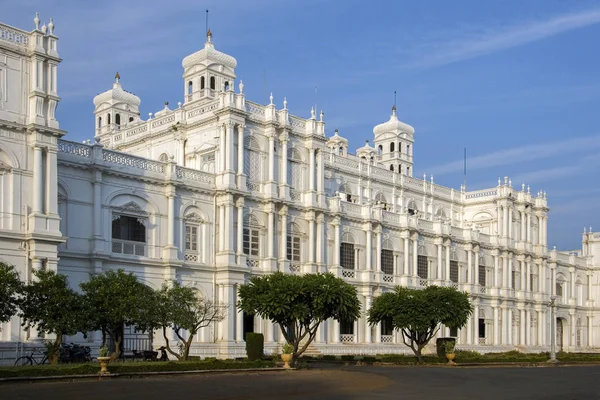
342,269,356,279
289,263,301,273
112,240,146,256
340,334,355,343
184,253,199,263
247,258,259,268
381,335,393,344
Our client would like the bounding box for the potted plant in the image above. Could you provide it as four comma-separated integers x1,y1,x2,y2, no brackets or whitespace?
445,341,456,365
281,343,294,369
97,346,111,374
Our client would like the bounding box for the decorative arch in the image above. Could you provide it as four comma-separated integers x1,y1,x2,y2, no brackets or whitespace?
341,231,356,243
245,136,263,152
382,238,394,250
289,147,305,162
406,199,418,215
0,144,19,169
435,207,448,220
105,190,160,215
159,153,170,162
374,191,387,204
289,222,304,235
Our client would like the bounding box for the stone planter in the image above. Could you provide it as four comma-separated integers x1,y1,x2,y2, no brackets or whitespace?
281,353,293,369
446,353,456,366
97,356,111,374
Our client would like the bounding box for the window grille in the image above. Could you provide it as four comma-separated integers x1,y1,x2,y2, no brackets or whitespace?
381,249,394,275
478,265,486,286
450,260,459,283
511,271,516,289
243,228,259,257
340,242,355,270
287,235,301,262
112,215,146,242
417,255,428,279
556,283,563,297
185,225,198,251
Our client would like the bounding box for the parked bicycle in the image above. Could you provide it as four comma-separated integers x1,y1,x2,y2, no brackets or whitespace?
59,343,92,363
14,348,49,366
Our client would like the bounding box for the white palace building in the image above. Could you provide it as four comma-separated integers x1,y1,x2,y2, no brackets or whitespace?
1,15,599,361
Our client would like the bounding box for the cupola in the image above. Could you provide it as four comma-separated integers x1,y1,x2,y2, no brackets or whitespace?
372,106,415,176
93,73,141,139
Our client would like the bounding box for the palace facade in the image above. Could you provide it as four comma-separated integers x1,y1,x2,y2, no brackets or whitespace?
0,16,599,362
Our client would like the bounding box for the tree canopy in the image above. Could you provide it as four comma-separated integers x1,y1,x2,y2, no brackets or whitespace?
238,272,361,358
368,285,473,363
0,262,22,327
80,269,155,360
20,269,87,363
151,282,227,360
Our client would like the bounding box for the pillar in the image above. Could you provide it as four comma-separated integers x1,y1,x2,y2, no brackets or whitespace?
404,237,409,276
226,123,235,171
267,211,274,258
473,303,479,344
467,313,473,345
437,244,443,281
527,213,531,242
316,150,324,193
280,209,287,262
520,210,525,241
219,125,226,172
365,226,372,271
237,125,245,175
225,202,234,252
268,134,275,182
93,171,102,239
493,307,499,345
236,285,244,342
309,148,316,192
364,296,372,344
308,216,316,264
474,249,480,286
317,214,325,267
332,320,340,343
588,316,593,347
412,236,418,277
375,229,382,272
167,193,175,247
219,205,225,252
467,249,473,284
280,137,288,188
526,261,531,292
32,146,43,213
445,244,450,281
237,201,244,256
503,205,509,238
497,205,502,237
507,308,513,345
525,310,531,346
334,219,341,267
501,308,508,345
493,254,499,287
520,309,526,345
538,311,544,346
223,285,235,342
46,148,58,215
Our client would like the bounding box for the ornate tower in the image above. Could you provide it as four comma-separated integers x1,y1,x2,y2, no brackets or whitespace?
372,106,415,176
93,73,141,142
182,30,237,104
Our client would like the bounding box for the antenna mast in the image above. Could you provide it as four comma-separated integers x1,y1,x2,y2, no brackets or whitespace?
463,147,467,190
394,91,397,108
205,10,209,35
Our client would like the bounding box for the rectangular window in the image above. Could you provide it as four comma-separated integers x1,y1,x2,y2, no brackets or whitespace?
381,249,394,275
185,225,198,251
111,215,146,242
340,318,354,335
511,271,516,289
449,327,458,337
478,265,486,286
450,260,459,283
287,236,301,262
417,255,428,279
381,317,394,336
340,243,355,270
243,228,259,257
479,318,485,338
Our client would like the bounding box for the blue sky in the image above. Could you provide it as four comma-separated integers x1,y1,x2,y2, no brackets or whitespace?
4,0,600,250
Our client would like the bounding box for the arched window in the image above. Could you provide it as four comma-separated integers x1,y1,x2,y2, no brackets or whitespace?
188,81,193,94
377,145,383,155
98,116,102,128
389,164,394,172
287,223,303,272
407,200,417,216
111,214,147,255
210,76,216,90
224,81,230,91
339,183,353,203
244,137,262,191
107,113,111,125
406,166,410,176
556,282,563,297
200,76,205,90
338,146,343,155
115,113,121,126
398,164,402,174
390,142,395,153
417,245,428,279
406,144,410,155
129,117,134,122
159,153,169,162
340,232,355,270
398,143,401,153
243,214,261,261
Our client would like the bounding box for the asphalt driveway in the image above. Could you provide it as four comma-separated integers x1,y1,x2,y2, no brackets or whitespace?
3,365,599,400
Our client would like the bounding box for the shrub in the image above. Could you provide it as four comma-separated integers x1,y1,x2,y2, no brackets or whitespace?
436,338,455,358
245,333,264,361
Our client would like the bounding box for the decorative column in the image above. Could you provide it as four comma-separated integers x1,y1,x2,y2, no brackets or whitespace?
92,170,103,247
493,307,499,345
501,307,508,345
507,308,513,345
466,312,473,345
474,248,480,286
473,303,479,344
226,122,235,172
267,210,275,259
219,205,225,252
375,228,382,272
503,205,509,238
333,217,341,267
588,315,593,347
332,319,340,343
32,146,44,214
412,235,418,277
219,124,226,173
527,212,532,242
525,310,531,346
493,254,499,287
45,148,58,215
467,248,473,285
437,243,443,281
497,205,503,237
236,199,244,260
308,213,316,265
365,224,372,271
236,284,244,342
309,148,316,192
508,206,512,239
317,214,325,269
588,272,593,302
225,200,234,253
519,309,526,345
404,237,410,277
279,206,288,267
280,134,288,197
526,261,531,292
237,125,246,188
445,244,450,281
317,149,324,205
268,134,275,182
364,296,372,344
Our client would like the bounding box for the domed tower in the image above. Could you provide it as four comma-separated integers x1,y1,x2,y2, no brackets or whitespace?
93,73,141,141
372,106,415,176
182,30,237,103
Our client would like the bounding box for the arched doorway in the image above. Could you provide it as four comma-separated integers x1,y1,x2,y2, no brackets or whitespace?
556,318,564,352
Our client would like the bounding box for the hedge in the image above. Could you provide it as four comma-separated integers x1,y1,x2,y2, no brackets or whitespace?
0,360,276,378
245,333,265,361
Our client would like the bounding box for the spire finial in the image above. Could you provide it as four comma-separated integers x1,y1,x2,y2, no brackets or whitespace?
115,72,120,83
205,10,210,41
269,92,273,105
311,106,315,119
48,18,54,35
34,12,40,30
320,110,324,121
283,97,287,109
239,80,244,93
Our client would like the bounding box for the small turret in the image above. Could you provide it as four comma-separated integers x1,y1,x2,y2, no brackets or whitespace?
93,73,141,140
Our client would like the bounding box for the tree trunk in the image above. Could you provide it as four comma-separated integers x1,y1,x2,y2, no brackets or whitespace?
182,337,193,361
162,326,180,359
49,333,62,364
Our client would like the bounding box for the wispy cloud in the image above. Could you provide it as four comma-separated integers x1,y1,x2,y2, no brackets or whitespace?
406,8,600,68
426,136,600,176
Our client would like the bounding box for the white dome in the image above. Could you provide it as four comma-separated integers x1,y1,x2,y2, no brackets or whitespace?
373,107,414,137
327,129,348,145
356,140,376,155
182,36,237,71
93,79,141,108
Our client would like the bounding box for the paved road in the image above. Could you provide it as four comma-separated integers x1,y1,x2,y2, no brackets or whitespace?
3,365,600,399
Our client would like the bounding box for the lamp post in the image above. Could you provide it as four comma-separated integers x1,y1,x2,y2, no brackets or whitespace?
548,295,557,363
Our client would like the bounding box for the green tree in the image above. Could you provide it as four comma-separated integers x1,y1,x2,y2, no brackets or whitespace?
368,285,473,364
81,269,155,360
20,269,86,363
238,272,361,359
152,282,227,360
0,262,23,328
